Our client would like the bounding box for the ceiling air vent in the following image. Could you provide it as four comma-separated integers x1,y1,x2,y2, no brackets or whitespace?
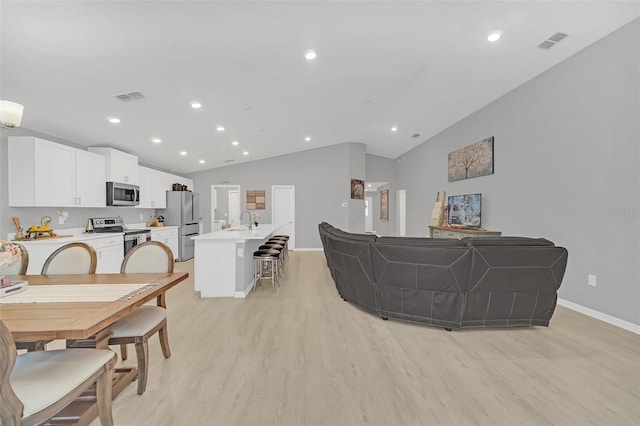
224,159,235,163
115,92,145,102
411,133,421,139
538,32,568,50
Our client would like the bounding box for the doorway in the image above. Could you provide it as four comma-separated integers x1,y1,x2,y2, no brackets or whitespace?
365,196,373,233
211,185,241,231
272,185,295,249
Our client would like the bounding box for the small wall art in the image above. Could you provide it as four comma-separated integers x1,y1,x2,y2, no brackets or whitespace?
448,136,494,182
246,190,265,209
351,179,364,200
380,189,389,221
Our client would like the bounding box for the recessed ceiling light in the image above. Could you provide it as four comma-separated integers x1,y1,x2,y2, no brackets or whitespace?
199,159,205,164
179,151,187,156
304,136,311,142
242,151,249,156
367,184,372,188
191,102,202,109
107,117,120,124
391,126,398,132
216,125,225,132
232,141,239,146
305,49,317,61
488,32,501,42
151,138,161,143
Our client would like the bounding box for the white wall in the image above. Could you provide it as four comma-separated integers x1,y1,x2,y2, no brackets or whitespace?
394,19,640,325
187,142,366,248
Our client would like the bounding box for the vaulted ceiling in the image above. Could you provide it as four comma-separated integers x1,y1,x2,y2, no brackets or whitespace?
1,1,638,174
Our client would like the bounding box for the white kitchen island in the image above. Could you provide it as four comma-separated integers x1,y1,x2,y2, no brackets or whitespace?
192,224,283,297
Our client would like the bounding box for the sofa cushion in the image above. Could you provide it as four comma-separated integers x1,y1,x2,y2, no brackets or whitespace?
377,236,465,246
331,228,377,242
462,236,555,247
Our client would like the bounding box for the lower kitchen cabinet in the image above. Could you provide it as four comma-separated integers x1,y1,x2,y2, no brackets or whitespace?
88,235,124,273
18,234,124,274
150,227,179,261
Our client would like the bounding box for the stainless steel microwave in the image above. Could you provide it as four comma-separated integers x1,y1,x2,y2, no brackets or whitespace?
106,182,140,206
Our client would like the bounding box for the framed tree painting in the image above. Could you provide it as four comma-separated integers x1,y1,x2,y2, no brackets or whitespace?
380,189,389,221
351,179,364,200
448,136,494,182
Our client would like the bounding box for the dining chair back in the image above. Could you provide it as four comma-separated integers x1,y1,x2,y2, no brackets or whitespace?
120,241,174,273
1,243,29,276
109,241,174,395
0,319,116,426
41,242,97,275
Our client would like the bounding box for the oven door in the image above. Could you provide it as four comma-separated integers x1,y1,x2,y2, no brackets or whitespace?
123,230,151,256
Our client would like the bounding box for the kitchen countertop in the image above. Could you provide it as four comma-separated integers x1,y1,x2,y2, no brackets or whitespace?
193,224,281,241
11,232,124,245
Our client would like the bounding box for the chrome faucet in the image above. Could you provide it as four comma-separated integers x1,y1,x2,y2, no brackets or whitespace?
240,210,253,230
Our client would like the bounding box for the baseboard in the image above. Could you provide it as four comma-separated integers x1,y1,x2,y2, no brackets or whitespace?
292,248,323,252
234,281,255,298
557,298,640,335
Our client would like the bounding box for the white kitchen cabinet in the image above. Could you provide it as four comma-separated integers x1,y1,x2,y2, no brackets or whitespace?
74,149,107,207
88,147,139,185
150,227,179,260
17,234,124,274
137,166,170,209
87,235,124,273
8,137,106,207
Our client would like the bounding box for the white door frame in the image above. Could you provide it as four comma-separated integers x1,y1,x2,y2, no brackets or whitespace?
365,196,373,233
272,185,296,249
397,189,406,236
211,184,240,230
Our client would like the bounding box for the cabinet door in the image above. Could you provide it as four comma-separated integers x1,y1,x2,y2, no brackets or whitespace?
75,150,106,207
34,139,76,207
95,244,125,273
111,149,139,185
137,166,154,208
168,232,179,260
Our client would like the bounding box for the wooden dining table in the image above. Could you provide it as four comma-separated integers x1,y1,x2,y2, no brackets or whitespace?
0,271,188,426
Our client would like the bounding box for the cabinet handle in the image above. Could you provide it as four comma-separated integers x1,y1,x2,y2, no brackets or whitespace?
78,196,82,205
124,176,129,182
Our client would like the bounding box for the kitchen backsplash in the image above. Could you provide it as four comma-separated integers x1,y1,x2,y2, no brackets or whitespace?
4,207,157,240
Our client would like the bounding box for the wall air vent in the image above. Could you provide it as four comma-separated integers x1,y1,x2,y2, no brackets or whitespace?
538,32,568,50
411,133,421,138
116,92,145,102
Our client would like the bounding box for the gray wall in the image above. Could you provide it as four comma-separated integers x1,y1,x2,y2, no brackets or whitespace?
213,186,233,221
347,142,366,233
187,142,366,248
366,154,396,236
0,127,156,239
394,20,640,325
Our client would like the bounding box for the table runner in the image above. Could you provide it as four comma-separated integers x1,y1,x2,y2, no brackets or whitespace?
0,283,156,303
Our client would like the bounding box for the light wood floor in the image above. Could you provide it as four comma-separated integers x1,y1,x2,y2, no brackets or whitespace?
89,251,640,426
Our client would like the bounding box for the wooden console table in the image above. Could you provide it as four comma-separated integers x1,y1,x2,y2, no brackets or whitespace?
429,225,501,239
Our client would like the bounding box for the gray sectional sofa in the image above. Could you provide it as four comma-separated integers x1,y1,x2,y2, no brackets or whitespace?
319,222,568,330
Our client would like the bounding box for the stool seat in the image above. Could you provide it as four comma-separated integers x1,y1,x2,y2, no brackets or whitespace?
273,235,289,239
254,249,280,257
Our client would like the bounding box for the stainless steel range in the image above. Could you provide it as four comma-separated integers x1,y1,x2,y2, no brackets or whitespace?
89,217,151,256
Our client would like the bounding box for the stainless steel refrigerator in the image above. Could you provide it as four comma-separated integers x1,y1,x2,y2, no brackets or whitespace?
161,191,200,261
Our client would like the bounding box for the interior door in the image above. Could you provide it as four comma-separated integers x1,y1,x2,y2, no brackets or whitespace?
365,196,373,232
397,189,406,236
272,185,295,249
229,190,240,226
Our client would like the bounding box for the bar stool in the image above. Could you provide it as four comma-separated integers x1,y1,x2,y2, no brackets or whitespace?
253,249,280,293
269,236,289,262
260,243,285,275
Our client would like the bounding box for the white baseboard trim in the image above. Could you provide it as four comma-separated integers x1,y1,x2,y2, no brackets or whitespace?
234,282,255,298
557,298,640,335
292,248,323,252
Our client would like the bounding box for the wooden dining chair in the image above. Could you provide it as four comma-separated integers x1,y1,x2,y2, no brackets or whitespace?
0,320,116,426
108,241,174,395
41,242,97,275
1,243,29,275
19,243,97,353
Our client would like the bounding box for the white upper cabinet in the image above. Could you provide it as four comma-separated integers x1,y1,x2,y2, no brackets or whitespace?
8,136,106,208
88,147,139,185
75,149,107,207
137,166,170,209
